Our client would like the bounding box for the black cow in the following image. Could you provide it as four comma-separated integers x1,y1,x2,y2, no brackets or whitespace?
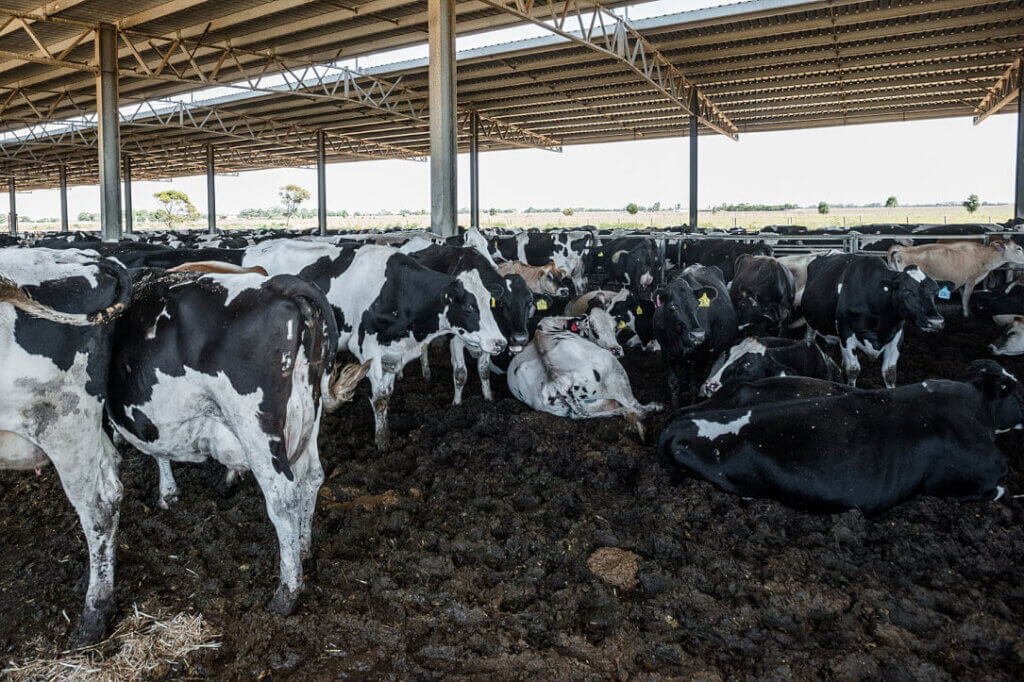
654,265,738,408
801,254,943,387
678,240,773,282
700,336,842,396
107,269,350,616
970,281,1024,318
592,238,659,295
0,248,131,645
659,361,1021,515
729,254,795,335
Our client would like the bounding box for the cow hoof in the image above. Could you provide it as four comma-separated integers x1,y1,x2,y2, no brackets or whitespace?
157,492,179,510
213,475,240,499
70,605,111,648
267,585,301,616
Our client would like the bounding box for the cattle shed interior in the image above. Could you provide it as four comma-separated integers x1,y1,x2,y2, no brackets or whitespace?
0,0,1021,237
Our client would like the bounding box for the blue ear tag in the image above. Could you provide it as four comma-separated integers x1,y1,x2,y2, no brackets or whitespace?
938,286,951,300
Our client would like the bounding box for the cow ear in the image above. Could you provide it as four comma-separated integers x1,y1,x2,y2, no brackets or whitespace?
994,240,1006,251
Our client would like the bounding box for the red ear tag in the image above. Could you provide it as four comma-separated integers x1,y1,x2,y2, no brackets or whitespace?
570,322,579,332
655,295,662,308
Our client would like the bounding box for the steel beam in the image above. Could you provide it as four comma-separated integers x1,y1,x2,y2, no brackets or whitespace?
58,164,68,232
7,177,15,236
123,154,133,233
317,129,327,236
96,23,121,242
469,110,480,229
477,0,738,140
1017,84,1023,221
429,0,458,237
975,57,1023,125
206,145,216,235
689,91,698,229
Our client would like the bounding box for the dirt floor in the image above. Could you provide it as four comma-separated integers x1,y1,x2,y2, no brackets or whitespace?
2,303,1024,679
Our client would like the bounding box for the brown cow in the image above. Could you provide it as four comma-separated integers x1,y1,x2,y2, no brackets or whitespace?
888,240,1024,317
168,261,269,276
495,260,569,297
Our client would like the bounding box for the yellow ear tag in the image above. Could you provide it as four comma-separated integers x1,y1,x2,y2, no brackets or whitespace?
536,299,548,311
698,293,711,308
598,251,604,257
636,306,643,315
617,320,626,329
490,297,496,308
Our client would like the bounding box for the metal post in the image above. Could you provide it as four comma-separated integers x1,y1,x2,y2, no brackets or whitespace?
58,165,69,233
123,155,133,233
1016,84,1023,221
206,145,216,235
96,23,121,242
428,0,457,237
7,178,15,236
688,92,698,229
317,130,327,236
469,110,480,230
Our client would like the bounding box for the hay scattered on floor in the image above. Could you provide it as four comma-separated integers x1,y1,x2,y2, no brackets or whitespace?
3,606,220,681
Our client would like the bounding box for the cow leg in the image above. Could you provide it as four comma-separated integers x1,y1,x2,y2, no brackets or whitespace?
477,354,493,401
50,435,122,646
841,336,861,387
155,457,179,509
450,337,468,405
962,281,975,318
420,350,431,380
368,359,396,450
803,324,816,343
667,365,683,411
881,329,903,388
251,461,306,615
294,438,323,561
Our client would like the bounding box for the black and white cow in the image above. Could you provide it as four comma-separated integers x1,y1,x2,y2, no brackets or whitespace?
405,244,522,404
801,254,944,387
106,269,351,616
491,230,595,293
654,265,738,408
659,361,1021,514
244,241,500,448
678,240,773,282
507,318,661,438
0,248,131,645
729,254,795,335
591,238,659,296
700,336,842,397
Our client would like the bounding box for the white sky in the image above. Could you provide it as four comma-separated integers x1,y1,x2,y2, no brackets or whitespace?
5,0,1020,219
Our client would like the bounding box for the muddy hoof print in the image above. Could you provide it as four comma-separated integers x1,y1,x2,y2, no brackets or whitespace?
267,586,301,615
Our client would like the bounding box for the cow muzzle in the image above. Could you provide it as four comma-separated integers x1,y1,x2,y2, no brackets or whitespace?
700,380,721,397
511,332,530,348
482,337,507,355
923,316,945,331
688,329,707,345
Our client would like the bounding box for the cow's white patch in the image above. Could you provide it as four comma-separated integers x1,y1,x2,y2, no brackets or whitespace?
905,266,926,283
145,306,171,340
837,283,843,294
201,273,264,306
287,319,294,340
995,486,1006,501
692,411,752,440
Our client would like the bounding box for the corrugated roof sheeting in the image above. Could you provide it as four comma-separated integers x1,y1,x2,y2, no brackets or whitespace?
0,0,1020,189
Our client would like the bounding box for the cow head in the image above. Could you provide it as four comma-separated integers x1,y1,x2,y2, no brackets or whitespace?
990,314,1024,356
583,307,624,356
442,279,487,351
892,266,944,332
958,359,1024,433
653,280,716,356
453,270,507,355
732,286,788,336
994,239,1024,266
702,337,774,396
539,261,571,297
492,274,533,352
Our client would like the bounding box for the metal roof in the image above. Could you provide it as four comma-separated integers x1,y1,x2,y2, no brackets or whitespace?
0,0,1020,190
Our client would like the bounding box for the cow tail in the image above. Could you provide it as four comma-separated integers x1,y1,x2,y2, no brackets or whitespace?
0,257,131,326
887,246,903,272
265,275,341,477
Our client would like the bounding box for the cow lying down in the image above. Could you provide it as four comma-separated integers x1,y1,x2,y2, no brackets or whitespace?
106,270,365,615
507,317,661,439
659,360,1021,514
701,336,842,397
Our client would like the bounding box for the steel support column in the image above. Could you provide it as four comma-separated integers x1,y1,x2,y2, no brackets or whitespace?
469,110,480,230
689,92,699,229
96,23,121,242
206,145,216,235
317,130,327,236
123,155,133,233
58,165,69,233
7,178,15,237
1016,85,1024,221
428,0,458,237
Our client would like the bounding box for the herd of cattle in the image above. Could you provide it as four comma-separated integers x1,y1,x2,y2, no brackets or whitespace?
1,220,1023,648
